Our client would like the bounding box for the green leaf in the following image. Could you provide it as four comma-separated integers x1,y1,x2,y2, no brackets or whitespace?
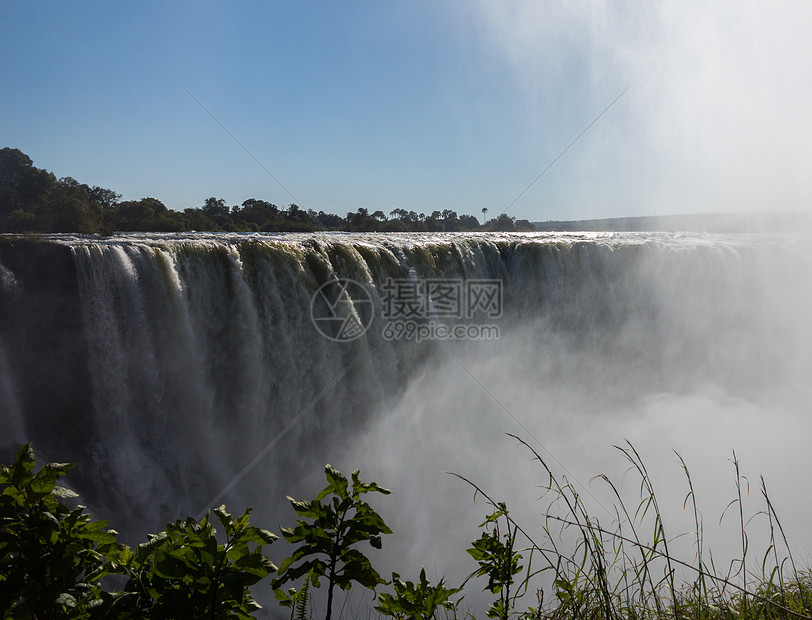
15,443,36,471
275,465,392,618
213,504,233,531
288,497,317,517
319,464,349,500
242,525,277,545
55,592,78,608
10,443,36,488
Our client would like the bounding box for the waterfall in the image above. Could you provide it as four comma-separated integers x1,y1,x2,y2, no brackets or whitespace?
1,231,811,610
0,259,23,442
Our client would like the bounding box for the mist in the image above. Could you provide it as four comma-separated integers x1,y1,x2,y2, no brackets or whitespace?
333,231,812,609
464,0,812,218
342,335,812,587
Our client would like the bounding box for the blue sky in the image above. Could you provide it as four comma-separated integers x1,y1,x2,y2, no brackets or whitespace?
3,1,812,222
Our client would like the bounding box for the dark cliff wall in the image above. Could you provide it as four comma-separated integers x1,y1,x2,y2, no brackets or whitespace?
0,238,94,462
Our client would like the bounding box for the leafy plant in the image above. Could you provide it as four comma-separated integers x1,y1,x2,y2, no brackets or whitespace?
273,464,392,620
104,505,277,618
375,566,462,619
466,502,523,620
274,568,316,620
0,443,121,618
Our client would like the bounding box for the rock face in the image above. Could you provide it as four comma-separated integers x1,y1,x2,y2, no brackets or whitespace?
0,238,93,455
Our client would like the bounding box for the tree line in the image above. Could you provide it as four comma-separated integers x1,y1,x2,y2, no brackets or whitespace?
0,148,535,234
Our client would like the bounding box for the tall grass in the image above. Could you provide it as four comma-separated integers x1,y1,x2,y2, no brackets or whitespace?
449,434,812,620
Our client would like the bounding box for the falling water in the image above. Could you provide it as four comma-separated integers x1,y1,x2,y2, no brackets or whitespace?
1,231,811,614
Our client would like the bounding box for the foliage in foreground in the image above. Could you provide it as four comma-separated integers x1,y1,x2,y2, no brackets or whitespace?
0,444,118,617
272,465,393,620
2,440,812,620
376,567,462,620
464,503,523,620
101,506,277,618
0,444,276,618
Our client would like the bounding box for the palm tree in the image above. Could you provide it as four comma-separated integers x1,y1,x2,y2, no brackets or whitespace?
481,207,488,226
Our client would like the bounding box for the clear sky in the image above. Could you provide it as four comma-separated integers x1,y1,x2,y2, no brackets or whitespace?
2,1,811,222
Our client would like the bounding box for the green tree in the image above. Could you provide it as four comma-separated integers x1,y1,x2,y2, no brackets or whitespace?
40,177,103,233
312,210,345,229
234,198,280,230
491,213,516,232
273,465,392,620
182,207,218,231
5,208,37,232
467,503,524,620
376,567,462,620
382,219,409,232
1,445,279,618
458,214,480,229
282,203,319,231
346,207,380,231
88,186,121,211
0,148,56,229
202,197,234,229
389,208,409,221
114,197,173,231
425,211,443,232
105,506,277,618
0,444,121,618
442,210,461,231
